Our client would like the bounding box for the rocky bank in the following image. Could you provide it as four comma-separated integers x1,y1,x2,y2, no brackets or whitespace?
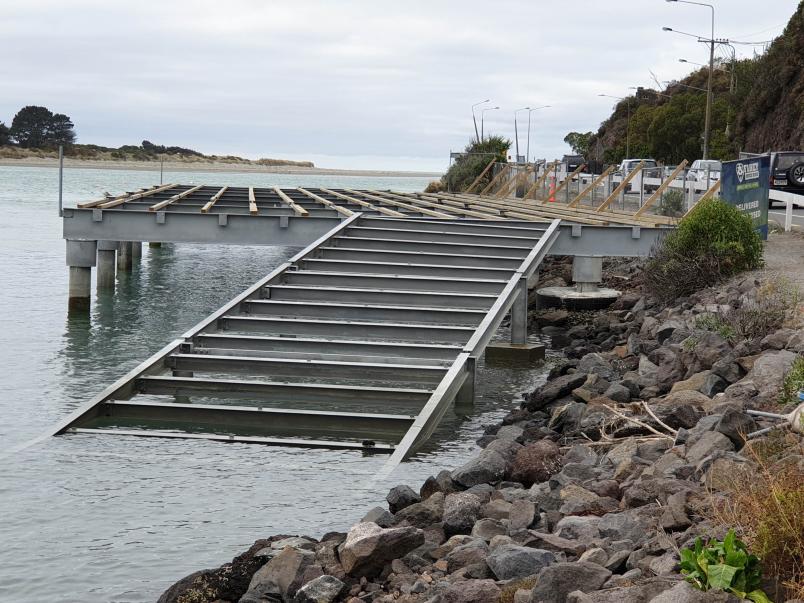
158,258,804,603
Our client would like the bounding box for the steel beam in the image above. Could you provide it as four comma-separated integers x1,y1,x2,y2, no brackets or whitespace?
280,271,508,294
301,259,516,280
264,285,496,309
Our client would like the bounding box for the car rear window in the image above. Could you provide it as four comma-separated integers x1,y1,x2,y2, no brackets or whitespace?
776,154,804,170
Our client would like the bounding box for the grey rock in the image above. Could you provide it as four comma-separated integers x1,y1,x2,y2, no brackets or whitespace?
338,522,424,578
293,576,346,603
387,484,421,513
527,372,589,410
443,492,482,536
441,579,501,603
482,498,512,520
578,353,617,381
394,492,444,528
472,518,507,541
525,531,586,556
604,382,632,403
554,515,601,541
648,580,739,602
598,506,658,545
565,577,678,602
579,547,608,566
685,431,734,465
710,357,743,384
452,449,507,488
714,407,757,448
486,544,555,580
242,546,319,602
528,561,612,603
361,506,395,528
509,499,537,532
760,328,796,350
445,539,489,573
699,373,727,397
748,350,797,404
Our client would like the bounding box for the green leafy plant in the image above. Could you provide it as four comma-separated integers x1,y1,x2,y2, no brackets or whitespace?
679,529,772,602
660,188,685,217
694,313,736,341
781,356,804,406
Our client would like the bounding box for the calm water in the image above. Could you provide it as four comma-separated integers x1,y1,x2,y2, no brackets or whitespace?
0,165,553,602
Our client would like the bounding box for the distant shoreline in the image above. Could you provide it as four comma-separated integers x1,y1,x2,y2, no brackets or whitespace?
0,157,443,178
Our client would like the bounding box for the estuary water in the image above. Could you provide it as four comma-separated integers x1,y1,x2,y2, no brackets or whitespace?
0,165,552,602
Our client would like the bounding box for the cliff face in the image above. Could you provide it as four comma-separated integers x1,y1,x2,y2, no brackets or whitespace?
735,1,804,152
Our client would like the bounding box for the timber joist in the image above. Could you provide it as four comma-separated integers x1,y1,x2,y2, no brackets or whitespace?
52,212,562,472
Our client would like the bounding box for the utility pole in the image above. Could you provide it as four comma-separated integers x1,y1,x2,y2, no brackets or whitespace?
471,99,490,144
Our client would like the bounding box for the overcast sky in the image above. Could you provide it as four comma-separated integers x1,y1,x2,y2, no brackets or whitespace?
1,0,797,171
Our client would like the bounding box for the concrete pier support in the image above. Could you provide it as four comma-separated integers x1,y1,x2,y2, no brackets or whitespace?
572,256,603,292
66,239,97,310
149,242,162,248
455,357,476,410
117,241,133,272
131,241,142,261
96,240,118,291
485,275,545,365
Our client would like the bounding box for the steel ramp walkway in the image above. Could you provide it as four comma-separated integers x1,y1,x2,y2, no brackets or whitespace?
50,214,561,462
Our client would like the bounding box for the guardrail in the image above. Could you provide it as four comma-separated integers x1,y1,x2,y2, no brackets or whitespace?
770,189,804,231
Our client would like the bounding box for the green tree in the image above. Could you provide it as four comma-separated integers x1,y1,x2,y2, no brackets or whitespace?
10,105,76,148
0,122,10,146
48,113,76,146
563,131,593,156
443,135,511,192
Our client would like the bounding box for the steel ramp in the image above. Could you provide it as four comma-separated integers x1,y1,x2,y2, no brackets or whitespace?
50,214,561,461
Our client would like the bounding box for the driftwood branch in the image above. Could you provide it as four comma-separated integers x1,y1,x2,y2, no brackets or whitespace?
600,404,675,441
641,401,679,436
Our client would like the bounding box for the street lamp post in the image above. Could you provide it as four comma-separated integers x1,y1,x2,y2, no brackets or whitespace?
514,107,530,163
480,106,499,141
598,94,631,158
472,99,490,143
526,105,551,163
664,0,715,159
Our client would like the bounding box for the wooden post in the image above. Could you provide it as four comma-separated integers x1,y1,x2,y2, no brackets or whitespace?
248,187,258,215
568,166,614,208
465,159,497,193
479,164,511,196
634,160,689,217
540,164,586,204
201,186,228,213
596,162,644,212
523,162,557,200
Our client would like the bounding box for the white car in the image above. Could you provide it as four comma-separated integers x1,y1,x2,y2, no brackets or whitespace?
688,159,722,183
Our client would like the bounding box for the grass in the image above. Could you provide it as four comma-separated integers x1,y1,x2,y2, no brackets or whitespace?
695,313,736,341
707,442,804,600
726,277,800,340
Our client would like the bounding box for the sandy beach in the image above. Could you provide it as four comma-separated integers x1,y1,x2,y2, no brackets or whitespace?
0,156,442,178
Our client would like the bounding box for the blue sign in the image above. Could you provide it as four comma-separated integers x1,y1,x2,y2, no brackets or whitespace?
720,156,770,240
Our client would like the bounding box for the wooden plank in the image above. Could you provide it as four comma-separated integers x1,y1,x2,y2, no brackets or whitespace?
319,188,406,217
568,166,614,208
523,162,557,200
540,163,586,205
98,183,177,209
370,190,496,220
78,186,151,208
148,184,204,212
201,186,228,213
634,160,689,217
344,189,455,219
248,187,258,215
596,161,644,212
464,158,497,193
479,164,511,195
296,187,355,217
682,179,721,217
273,187,309,217
451,193,604,225
495,165,533,199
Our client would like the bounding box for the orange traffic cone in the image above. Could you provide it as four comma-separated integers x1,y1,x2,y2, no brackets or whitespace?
548,175,556,202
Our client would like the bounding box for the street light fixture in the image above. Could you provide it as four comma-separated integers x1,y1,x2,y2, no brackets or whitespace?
598,93,631,158
664,0,716,158
514,107,530,163
526,105,551,164
480,106,499,141
471,99,490,143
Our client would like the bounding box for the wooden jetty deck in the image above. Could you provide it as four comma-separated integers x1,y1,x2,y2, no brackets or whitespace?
53,214,561,464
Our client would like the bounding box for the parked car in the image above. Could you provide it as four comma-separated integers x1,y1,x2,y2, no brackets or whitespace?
562,154,586,173
769,151,804,195
688,159,722,183
617,158,661,193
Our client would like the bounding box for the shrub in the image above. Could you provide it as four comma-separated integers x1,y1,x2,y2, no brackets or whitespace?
708,445,804,599
680,530,772,601
695,313,736,341
443,135,510,192
660,188,685,217
424,180,444,193
725,277,799,340
780,356,804,406
644,199,763,300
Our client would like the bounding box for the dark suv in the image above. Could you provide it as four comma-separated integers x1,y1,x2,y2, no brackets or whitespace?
770,151,804,195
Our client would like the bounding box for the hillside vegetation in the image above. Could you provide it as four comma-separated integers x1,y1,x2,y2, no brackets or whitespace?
570,1,803,165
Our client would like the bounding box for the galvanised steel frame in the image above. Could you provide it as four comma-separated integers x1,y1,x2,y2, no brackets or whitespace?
52,214,561,466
